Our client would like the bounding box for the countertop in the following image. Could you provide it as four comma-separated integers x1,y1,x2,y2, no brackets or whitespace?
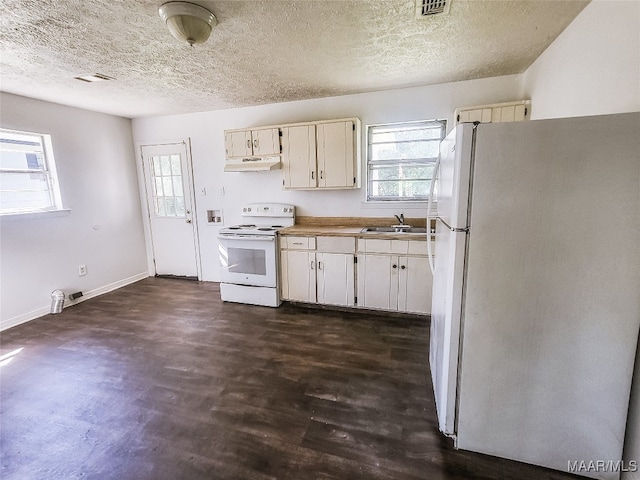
279,223,434,241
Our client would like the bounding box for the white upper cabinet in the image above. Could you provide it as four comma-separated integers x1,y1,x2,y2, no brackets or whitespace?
225,117,360,182
282,118,361,190
316,120,356,188
225,127,280,158
455,100,531,125
281,125,317,189
252,128,281,156
225,130,252,158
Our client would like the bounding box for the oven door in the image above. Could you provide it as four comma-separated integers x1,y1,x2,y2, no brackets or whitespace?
218,234,277,287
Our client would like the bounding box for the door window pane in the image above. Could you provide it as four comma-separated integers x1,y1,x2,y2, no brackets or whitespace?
175,197,185,217
170,155,181,175
150,154,186,218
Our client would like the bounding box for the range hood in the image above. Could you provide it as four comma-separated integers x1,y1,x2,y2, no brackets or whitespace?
224,156,281,172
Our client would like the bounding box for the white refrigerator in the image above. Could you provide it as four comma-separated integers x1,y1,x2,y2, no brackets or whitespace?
428,112,640,480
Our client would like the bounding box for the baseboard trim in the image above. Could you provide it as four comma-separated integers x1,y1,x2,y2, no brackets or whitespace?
0,272,149,332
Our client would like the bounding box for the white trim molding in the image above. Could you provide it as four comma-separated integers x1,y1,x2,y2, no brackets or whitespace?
0,272,149,332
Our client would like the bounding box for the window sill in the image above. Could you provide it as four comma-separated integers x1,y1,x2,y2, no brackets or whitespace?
361,200,434,208
0,209,71,221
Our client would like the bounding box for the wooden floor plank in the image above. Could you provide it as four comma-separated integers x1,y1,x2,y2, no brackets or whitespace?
0,277,581,479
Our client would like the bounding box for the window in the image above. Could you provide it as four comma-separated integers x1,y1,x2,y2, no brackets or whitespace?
367,120,446,201
0,128,63,215
150,154,186,217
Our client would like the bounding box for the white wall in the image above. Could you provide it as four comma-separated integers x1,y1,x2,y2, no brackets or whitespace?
131,74,523,282
0,93,148,330
520,2,640,477
523,0,640,119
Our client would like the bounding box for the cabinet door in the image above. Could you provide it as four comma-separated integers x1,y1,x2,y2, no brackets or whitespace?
398,256,432,314
316,121,355,188
357,254,397,311
281,250,316,302
282,125,317,188
225,131,252,158
317,253,355,307
252,128,280,157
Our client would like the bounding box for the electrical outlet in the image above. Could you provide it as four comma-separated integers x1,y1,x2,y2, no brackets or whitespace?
78,265,87,276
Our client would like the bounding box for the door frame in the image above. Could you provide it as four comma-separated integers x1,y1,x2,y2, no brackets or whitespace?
138,139,202,280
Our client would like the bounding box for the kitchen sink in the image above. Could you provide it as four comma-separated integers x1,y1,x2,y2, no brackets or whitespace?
360,226,428,234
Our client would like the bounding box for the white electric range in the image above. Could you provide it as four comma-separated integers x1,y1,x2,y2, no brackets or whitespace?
218,203,295,307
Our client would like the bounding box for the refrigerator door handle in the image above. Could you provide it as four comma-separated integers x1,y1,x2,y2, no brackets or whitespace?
427,152,441,275
437,216,469,233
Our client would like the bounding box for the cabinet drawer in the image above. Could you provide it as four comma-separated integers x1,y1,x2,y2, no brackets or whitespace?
358,239,409,254
282,236,316,250
316,236,355,254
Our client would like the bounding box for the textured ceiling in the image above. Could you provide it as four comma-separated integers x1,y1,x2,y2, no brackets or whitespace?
0,0,589,118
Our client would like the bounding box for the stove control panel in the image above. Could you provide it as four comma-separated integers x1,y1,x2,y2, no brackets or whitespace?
241,203,295,217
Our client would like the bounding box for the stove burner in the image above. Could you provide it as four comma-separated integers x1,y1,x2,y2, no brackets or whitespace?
228,224,256,230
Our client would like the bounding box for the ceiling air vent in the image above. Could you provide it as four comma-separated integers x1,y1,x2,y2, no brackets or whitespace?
416,0,451,17
74,73,115,83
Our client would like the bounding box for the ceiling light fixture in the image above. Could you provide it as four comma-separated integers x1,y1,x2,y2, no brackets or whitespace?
158,1,217,46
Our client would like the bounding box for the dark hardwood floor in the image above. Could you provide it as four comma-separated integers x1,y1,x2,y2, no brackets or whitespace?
1,277,580,480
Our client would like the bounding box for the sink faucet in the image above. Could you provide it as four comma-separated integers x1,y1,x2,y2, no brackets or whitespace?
394,213,405,225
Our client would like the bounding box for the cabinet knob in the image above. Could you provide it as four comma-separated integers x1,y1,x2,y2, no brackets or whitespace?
401,265,406,270
392,264,397,269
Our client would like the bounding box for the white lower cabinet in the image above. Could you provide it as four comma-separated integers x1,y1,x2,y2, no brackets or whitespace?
280,249,316,303
280,236,355,307
317,252,355,307
357,253,431,314
399,256,432,315
280,235,431,314
356,254,395,310
356,239,432,315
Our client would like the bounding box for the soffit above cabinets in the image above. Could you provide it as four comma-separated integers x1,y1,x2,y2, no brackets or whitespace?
0,0,589,118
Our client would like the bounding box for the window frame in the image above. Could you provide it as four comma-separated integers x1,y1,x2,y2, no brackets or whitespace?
366,119,446,203
0,128,64,216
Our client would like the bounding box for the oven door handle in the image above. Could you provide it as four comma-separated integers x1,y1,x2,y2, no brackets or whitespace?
218,235,275,241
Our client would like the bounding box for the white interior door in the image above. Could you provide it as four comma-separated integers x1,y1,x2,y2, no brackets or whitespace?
141,142,198,278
